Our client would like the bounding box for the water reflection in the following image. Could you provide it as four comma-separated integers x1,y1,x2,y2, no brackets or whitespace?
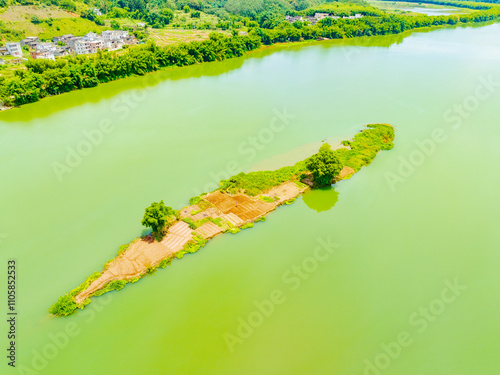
302,185,339,213
2,23,485,123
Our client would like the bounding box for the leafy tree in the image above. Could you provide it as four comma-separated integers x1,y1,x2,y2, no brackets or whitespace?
305,143,343,187
141,200,175,241
191,10,201,18
111,20,121,29
225,0,264,17
31,15,41,24
183,5,190,12
146,8,174,28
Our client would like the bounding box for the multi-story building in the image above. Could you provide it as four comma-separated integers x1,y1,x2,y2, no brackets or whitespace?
65,37,83,52
54,46,71,57
102,30,129,42
75,39,104,54
37,42,57,52
20,37,39,47
30,50,55,60
30,42,57,60
5,42,22,57
101,30,129,50
53,34,74,44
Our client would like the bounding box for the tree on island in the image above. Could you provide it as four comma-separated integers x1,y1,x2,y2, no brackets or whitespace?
305,143,343,187
141,200,175,241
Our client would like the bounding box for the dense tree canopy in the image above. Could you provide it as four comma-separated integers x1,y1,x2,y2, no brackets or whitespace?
141,200,176,241
306,143,343,187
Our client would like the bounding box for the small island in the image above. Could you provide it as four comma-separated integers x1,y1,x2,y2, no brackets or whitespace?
49,123,395,317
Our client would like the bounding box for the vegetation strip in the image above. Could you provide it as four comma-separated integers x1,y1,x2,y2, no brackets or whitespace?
49,123,395,317
1,0,500,108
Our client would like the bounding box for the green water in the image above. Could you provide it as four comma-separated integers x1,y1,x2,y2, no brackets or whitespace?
1,24,500,375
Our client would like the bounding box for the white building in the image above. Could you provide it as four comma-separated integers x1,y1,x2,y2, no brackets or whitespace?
5,42,22,57
102,30,129,42
75,39,104,54
314,13,329,20
37,42,57,52
101,30,128,50
30,50,55,60
31,42,56,60
20,37,39,47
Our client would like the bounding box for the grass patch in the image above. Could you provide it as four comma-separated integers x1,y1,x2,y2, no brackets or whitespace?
2,14,106,40
259,196,275,203
48,271,101,317
219,162,307,196
333,124,395,172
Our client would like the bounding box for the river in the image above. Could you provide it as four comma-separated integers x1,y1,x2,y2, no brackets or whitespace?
1,23,500,375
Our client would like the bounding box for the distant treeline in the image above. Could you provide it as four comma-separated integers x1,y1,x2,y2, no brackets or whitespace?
1,3,499,107
254,5,500,44
388,0,498,9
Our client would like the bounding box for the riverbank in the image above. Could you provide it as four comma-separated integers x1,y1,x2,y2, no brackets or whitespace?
1,0,499,111
49,123,395,317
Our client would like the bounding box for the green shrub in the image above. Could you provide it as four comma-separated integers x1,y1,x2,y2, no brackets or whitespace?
158,257,173,268
259,196,275,203
305,143,343,187
48,294,78,317
334,124,395,172
219,162,307,196
182,218,197,229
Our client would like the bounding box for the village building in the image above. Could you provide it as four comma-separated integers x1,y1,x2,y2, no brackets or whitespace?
64,36,83,52
53,34,74,44
285,15,304,23
5,42,22,57
20,37,39,47
75,33,104,54
54,46,71,57
286,12,364,25
314,13,330,20
6,29,137,59
30,50,55,60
